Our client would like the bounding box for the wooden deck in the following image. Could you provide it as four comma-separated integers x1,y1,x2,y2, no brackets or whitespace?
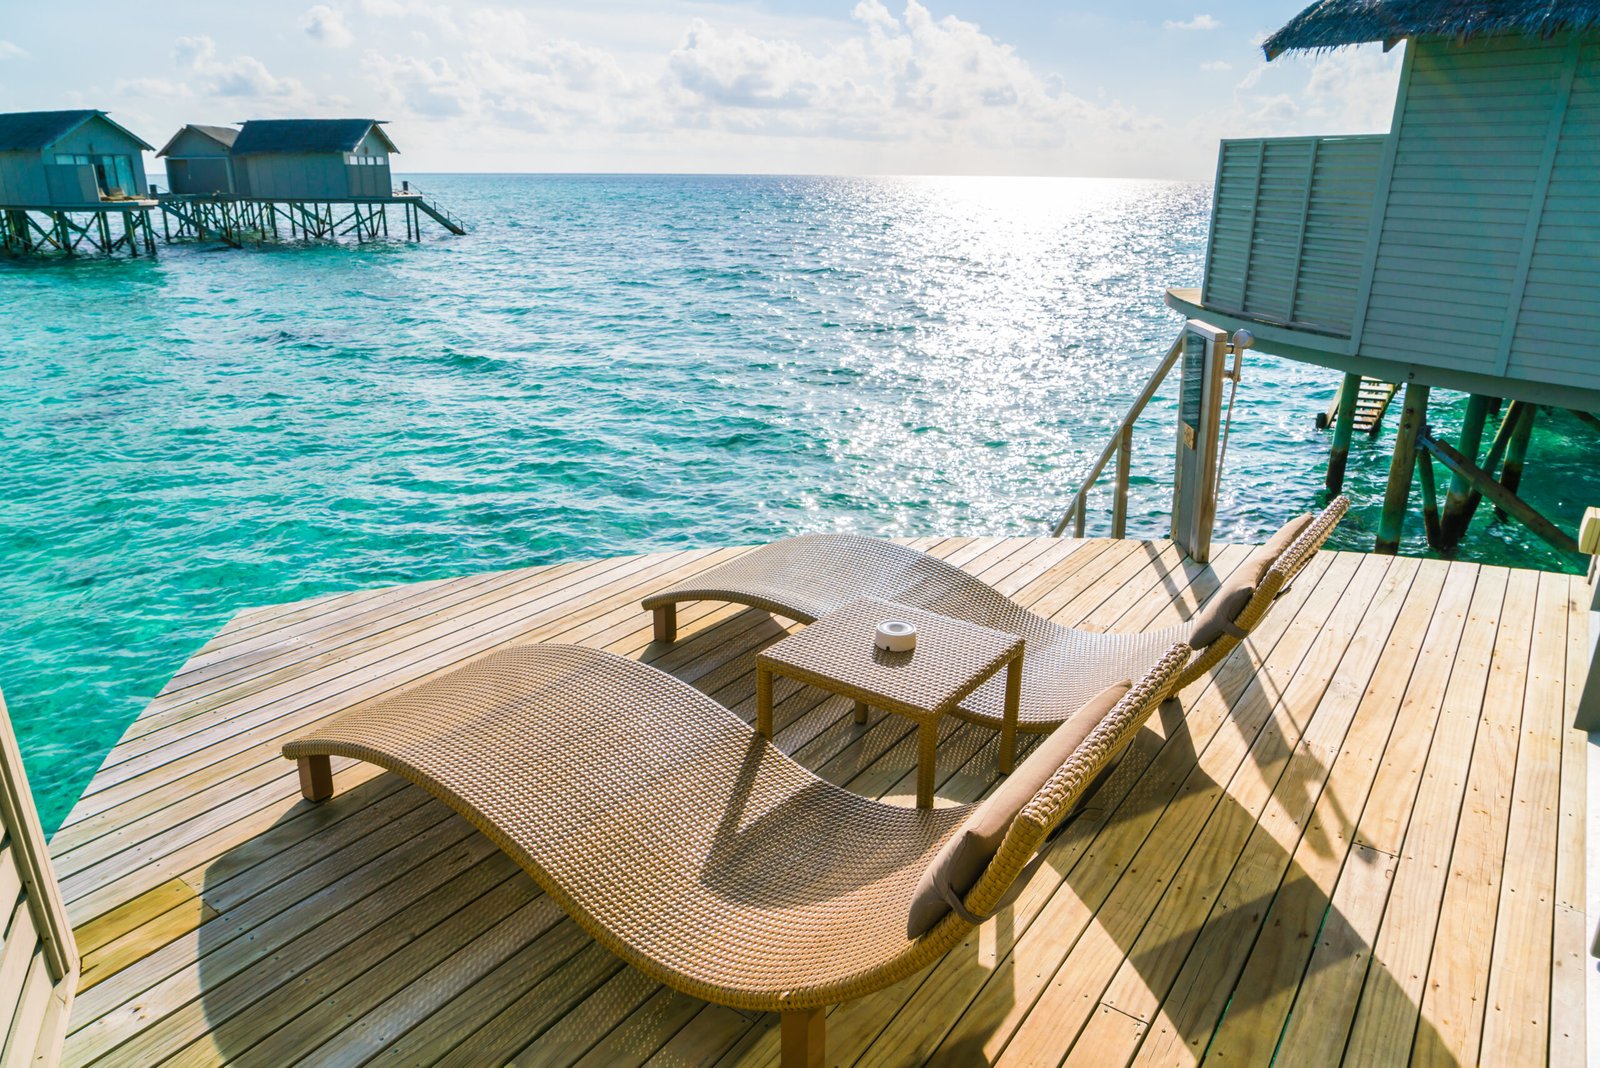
47,536,1591,1066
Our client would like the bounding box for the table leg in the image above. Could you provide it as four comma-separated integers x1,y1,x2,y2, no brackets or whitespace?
999,652,1022,774
853,700,868,725
757,665,775,738
917,720,937,808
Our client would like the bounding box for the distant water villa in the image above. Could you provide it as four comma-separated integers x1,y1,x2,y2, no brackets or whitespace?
0,113,464,253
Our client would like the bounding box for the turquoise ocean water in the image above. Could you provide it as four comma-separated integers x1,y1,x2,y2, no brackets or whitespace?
3,174,1594,832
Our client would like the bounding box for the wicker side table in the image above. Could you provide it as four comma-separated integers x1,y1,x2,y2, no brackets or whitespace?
755,597,1024,807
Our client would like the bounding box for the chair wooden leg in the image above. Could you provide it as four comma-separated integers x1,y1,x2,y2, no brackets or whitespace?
780,1007,825,1068
916,720,937,808
653,604,677,644
297,755,333,802
853,700,868,725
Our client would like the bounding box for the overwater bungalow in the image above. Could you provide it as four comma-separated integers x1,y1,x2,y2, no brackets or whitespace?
1164,0,1600,560
229,118,398,201
0,3,1595,1068
155,125,239,197
0,110,157,255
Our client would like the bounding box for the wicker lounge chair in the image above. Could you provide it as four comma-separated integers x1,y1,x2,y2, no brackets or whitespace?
643,498,1347,745
283,640,1189,1067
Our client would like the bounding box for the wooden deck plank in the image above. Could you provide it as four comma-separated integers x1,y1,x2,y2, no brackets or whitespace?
992,554,1405,1067
849,552,1353,1068
1134,557,1454,1068
36,537,1582,1068
1411,567,1538,1067
1341,566,1510,1067
1478,570,1569,1066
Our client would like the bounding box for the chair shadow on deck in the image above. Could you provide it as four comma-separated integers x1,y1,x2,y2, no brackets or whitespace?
183,582,1445,1068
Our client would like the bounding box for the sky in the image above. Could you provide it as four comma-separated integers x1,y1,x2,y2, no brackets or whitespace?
0,1,1404,178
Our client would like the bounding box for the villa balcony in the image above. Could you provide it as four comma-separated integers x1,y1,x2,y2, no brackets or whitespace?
45,534,1588,1066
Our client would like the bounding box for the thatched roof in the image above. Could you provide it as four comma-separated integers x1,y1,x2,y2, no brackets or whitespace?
1264,0,1600,58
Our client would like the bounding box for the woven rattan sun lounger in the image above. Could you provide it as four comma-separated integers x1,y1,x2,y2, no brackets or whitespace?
283,640,1189,1067
643,497,1347,734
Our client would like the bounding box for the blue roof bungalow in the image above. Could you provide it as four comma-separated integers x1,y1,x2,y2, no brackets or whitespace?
0,110,151,208
155,124,239,196
229,118,398,201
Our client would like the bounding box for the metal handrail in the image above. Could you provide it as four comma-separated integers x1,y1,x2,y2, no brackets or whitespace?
1051,330,1185,538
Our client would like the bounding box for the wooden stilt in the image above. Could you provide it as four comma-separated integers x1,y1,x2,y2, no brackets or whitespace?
1438,393,1494,543
1494,403,1537,519
1417,449,1442,548
1446,399,1530,544
1416,430,1579,554
1375,383,1429,555
1326,371,1362,492
780,1008,825,1068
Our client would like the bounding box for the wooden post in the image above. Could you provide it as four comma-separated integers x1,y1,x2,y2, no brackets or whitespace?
1444,399,1528,545
1416,430,1579,555
1439,393,1494,543
1111,424,1132,539
1375,383,1429,555
1417,449,1442,548
780,1008,825,1068
1326,371,1362,493
1494,403,1537,519
297,755,333,802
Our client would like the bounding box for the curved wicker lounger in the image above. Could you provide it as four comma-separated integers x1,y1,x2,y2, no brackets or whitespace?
643,498,1348,736
283,641,1188,1067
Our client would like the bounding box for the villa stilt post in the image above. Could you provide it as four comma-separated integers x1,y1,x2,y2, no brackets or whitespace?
1375,382,1429,554
1326,371,1361,492
1441,399,1530,547
1438,393,1494,543
1417,449,1442,548
1495,404,1537,519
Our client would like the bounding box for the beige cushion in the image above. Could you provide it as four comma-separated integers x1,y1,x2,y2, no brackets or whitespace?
906,679,1133,937
1187,512,1314,649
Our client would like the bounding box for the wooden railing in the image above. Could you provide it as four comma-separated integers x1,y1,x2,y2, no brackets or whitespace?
1052,332,1184,538
0,688,79,1066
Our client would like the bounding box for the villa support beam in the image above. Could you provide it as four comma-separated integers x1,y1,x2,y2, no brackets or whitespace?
1438,392,1495,543
1417,449,1442,548
1375,383,1428,554
1495,404,1538,519
1416,430,1580,556
1567,408,1600,436
1327,371,1361,493
1435,399,1529,549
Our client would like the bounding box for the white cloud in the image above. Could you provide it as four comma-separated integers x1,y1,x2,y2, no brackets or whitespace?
1201,60,1232,72
0,40,26,60
1230,45,1402,135
357,0,1159,171
300,5,354,48
115,76,191,99
1165,14,1221,31
172,35,319,108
